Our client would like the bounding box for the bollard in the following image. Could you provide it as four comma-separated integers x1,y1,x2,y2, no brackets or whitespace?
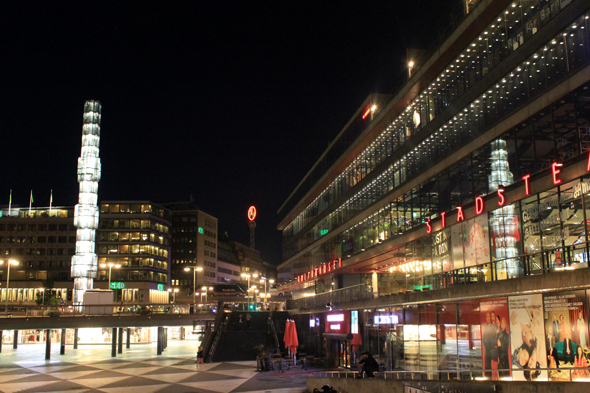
111,328,117,357
45,329,51,360
60,329,66,355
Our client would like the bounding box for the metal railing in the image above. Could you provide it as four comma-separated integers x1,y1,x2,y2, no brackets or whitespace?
311,368,590,382
289,284,372,309
0,303,216,318
208,314,229,358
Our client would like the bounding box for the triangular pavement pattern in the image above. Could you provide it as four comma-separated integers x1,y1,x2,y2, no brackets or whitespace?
144,366,196,375
99,384,169,393
17,380,90,393
51,370,104,380
114,366,163,376
178,372,247,383
208,363,256,371
179,381,248,393
141,371,195,384
206,370,258,379
72,376,134,389
100,375,165,388
0,380,60,393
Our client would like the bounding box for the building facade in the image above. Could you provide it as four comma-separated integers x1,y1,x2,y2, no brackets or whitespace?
163,202,218,295
97,201,171,303
278,0,590,380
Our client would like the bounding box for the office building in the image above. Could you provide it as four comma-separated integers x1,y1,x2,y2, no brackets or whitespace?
277,0,590,379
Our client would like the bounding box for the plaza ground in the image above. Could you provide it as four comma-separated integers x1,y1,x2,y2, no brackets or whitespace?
0,341,316,393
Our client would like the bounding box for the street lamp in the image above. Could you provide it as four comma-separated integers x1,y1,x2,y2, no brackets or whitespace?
184,266,203,304
168,288,179,303
201,286,208,303
0,260,19,304
100,262,121,289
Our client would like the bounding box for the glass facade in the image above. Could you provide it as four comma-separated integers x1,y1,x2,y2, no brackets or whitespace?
282,8,590,282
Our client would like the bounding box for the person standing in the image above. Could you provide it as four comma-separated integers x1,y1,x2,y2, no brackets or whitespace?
552,314,561,343
246,313,252,330
576,311,587,349
196,345,204,368
497,317,510,377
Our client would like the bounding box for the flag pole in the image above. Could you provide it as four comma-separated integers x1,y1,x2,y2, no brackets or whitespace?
8,189,12,216
49,189,53,216
29,190,33,216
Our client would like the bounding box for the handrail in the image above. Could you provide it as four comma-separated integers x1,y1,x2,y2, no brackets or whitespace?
208,314,229,358
311,367,590,382
268,310,280,354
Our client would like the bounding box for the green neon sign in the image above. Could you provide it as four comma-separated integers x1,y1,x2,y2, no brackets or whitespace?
320,229,329,236
198,227,204,234
157,283,164,291
110,282,125,289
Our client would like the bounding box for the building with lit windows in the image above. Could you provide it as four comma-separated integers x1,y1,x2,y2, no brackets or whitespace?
0,206,75,304
277,0,590,379
98,201,171,303
162,202,218,295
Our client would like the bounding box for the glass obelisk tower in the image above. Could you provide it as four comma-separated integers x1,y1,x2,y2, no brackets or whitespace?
71,100,102,306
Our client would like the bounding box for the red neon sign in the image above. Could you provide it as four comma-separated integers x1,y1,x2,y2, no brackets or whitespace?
475,196,484,215
456,206,465,222
441,212,446,228
426,219,432,234
497,188,506,206
587,150,590,172
552,162,562,185
248,206,257,221
298,258,342,283
522,174,531,195
362,108,371,119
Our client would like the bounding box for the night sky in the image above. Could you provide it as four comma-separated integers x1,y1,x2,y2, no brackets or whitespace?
1,1,462,264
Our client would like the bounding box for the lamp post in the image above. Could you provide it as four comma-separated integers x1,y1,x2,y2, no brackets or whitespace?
168,288,179,303
100,262,121,289
241,273,251,308
184,266,203,304
0,260,19,304
201,286,209,304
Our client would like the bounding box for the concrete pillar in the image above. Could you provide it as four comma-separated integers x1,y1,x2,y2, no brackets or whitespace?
164,328,167,351
45,329,51,360
157,327,163,355
73,328,78,349
180,327,185,340
118,327,123,354
60,329,66,355
126,328,130,349
0,330,3,353
111,328,117,358
13,330,18,349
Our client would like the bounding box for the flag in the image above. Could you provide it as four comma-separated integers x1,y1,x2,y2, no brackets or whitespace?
30,190,34,204
8,189,12,216
49,189,53,215
29,190,33,215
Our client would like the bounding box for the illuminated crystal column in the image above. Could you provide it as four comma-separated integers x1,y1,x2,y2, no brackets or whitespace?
488,139,519,278
71,100,102,306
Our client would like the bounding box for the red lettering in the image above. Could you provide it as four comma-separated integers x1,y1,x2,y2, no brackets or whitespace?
456,206,465,222
475,196,484,215
498,188,505,206
328,263,331,272
426,219,432,234
587,150,590,172
522,174,531,195
441,212,446,228
338,258,342,268
552,162,562,185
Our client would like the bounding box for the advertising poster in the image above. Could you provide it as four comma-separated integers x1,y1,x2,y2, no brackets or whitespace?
508,294,547,381
480,297,511,379
463,215,490,267
543,290,590,380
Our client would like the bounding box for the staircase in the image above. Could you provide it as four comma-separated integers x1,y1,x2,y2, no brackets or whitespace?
211,311,286,362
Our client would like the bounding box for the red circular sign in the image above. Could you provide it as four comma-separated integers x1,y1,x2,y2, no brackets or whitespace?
248,206,257,221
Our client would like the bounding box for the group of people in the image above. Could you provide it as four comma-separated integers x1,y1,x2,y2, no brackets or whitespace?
547,312,589,379
238,313,252,330
482,311,510,377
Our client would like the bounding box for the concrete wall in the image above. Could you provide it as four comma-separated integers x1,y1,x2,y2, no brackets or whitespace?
308,376,590,393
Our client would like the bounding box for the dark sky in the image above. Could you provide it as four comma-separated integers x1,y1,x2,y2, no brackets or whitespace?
1,1,462,264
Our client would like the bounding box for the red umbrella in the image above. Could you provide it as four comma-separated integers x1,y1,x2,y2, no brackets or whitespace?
283,320,292,351
289,320,299,354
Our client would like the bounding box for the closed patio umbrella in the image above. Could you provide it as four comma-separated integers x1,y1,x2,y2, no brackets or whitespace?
289,320,299,357
283,319,292,353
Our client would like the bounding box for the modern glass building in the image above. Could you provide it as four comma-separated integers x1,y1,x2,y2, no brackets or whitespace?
277,0,590,381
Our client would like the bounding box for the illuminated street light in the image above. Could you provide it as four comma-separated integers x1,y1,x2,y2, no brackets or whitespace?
0,260,19,304
184,266,203,303
100,262,121,290
408,61,414,77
